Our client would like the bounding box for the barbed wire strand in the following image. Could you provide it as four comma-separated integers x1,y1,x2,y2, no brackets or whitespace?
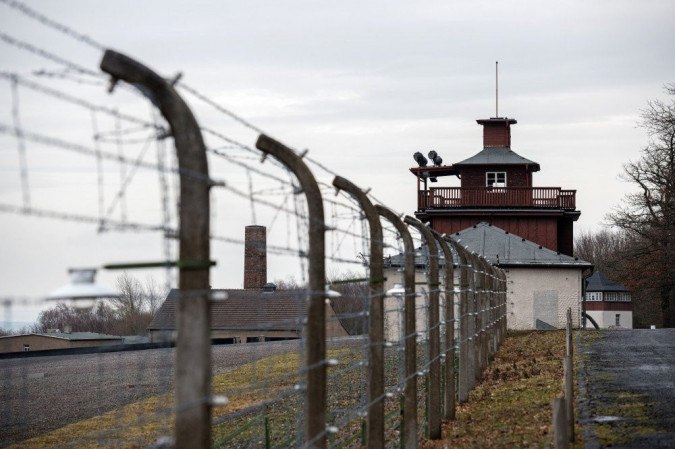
0,0,106,51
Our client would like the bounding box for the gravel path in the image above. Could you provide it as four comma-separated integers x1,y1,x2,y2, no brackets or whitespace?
0,339,361,447
578,329,675,449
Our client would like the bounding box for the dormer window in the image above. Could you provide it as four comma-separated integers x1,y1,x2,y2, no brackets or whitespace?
486,172,507,188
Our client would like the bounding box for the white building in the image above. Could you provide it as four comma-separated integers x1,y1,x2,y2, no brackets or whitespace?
383,222,592,336
584,271,633,329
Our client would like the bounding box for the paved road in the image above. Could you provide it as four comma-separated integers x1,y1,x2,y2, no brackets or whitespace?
578,328,675,449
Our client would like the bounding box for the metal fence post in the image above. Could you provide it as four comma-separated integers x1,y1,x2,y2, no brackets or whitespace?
256,135,327,449
333,176,384,449
375,205,417,448
403,217,441,440
100,50,211,448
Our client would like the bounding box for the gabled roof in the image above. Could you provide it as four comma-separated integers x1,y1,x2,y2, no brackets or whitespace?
384,243,456,269
585,272,628,292
147,289,307,331
453,222,591,268
454,147,540,170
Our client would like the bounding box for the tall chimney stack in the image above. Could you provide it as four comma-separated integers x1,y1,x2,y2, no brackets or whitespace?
476,117,517,148
244,225,266,290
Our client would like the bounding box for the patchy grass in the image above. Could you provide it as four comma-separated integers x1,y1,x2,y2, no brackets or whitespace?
15,332,582,448
12,351,305,449
421,330,582,449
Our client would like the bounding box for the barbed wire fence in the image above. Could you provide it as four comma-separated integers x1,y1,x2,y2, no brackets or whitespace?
0,1,509,448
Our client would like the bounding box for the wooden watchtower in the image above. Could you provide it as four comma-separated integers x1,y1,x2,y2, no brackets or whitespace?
411,117,580,256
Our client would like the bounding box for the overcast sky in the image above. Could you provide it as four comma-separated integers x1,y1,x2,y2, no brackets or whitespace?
1,0,674,327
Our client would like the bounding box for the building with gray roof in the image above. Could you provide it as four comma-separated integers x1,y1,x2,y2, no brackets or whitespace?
384,222,592,331
584,271,632,329
0,331,123,354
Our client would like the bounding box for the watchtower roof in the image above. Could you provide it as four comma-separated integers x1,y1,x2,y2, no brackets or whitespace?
454,146,540,170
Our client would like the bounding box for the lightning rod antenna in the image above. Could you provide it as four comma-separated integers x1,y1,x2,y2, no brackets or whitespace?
495,61,499,118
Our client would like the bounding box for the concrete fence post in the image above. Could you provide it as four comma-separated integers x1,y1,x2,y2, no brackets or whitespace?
465,250,478,390
498,269,508,346
376,205,417,448
333,176,384,449
256,135,327,448
100,50,211,448
432,232,456,421
403,216,442,440
552,396,569,449
448,240,470,403
566,307,573,358
564,354,575,442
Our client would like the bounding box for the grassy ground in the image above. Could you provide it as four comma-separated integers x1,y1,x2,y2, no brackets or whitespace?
421,330,582,449
14,332,579,448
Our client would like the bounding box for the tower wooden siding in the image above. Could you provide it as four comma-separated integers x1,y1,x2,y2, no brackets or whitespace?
432,216,559,251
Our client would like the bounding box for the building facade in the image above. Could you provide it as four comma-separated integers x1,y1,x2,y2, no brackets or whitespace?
411,117,580,256
0,332,123,354
383,222,592,334
584,271,633,329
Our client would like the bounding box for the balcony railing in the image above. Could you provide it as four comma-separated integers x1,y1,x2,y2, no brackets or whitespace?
418,187,576,210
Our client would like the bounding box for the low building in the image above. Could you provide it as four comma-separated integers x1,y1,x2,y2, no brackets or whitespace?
584,271,633,329
147,286,349,343
148,225,349,342
0,332,123,354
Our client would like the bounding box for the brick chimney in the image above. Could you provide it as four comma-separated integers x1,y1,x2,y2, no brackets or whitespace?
476,117,517,148
244,225,266,290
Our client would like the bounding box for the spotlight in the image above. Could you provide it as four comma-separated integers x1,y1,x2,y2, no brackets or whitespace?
413,152,428,167
428,150,443,166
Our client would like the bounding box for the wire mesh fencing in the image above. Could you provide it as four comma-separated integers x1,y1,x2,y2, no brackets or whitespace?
0,1,509,447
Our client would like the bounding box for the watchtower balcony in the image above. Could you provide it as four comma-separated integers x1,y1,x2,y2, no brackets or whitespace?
417,186,576,210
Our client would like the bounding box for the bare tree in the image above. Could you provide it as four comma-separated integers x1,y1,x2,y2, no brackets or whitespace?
112,273,167,334
608,83,675,327
327,270,369,335
32,274,168,336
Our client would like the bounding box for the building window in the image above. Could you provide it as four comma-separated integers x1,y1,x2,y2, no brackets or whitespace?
615,314,621,326
486,172,507,188
23,344,30,352
586,292,602,301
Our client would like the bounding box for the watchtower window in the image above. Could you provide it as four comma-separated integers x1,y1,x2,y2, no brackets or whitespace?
486,172,507,188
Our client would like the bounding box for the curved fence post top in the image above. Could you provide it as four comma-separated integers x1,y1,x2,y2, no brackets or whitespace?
333,175,385,448
101,49,211,449
255,134,327,449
